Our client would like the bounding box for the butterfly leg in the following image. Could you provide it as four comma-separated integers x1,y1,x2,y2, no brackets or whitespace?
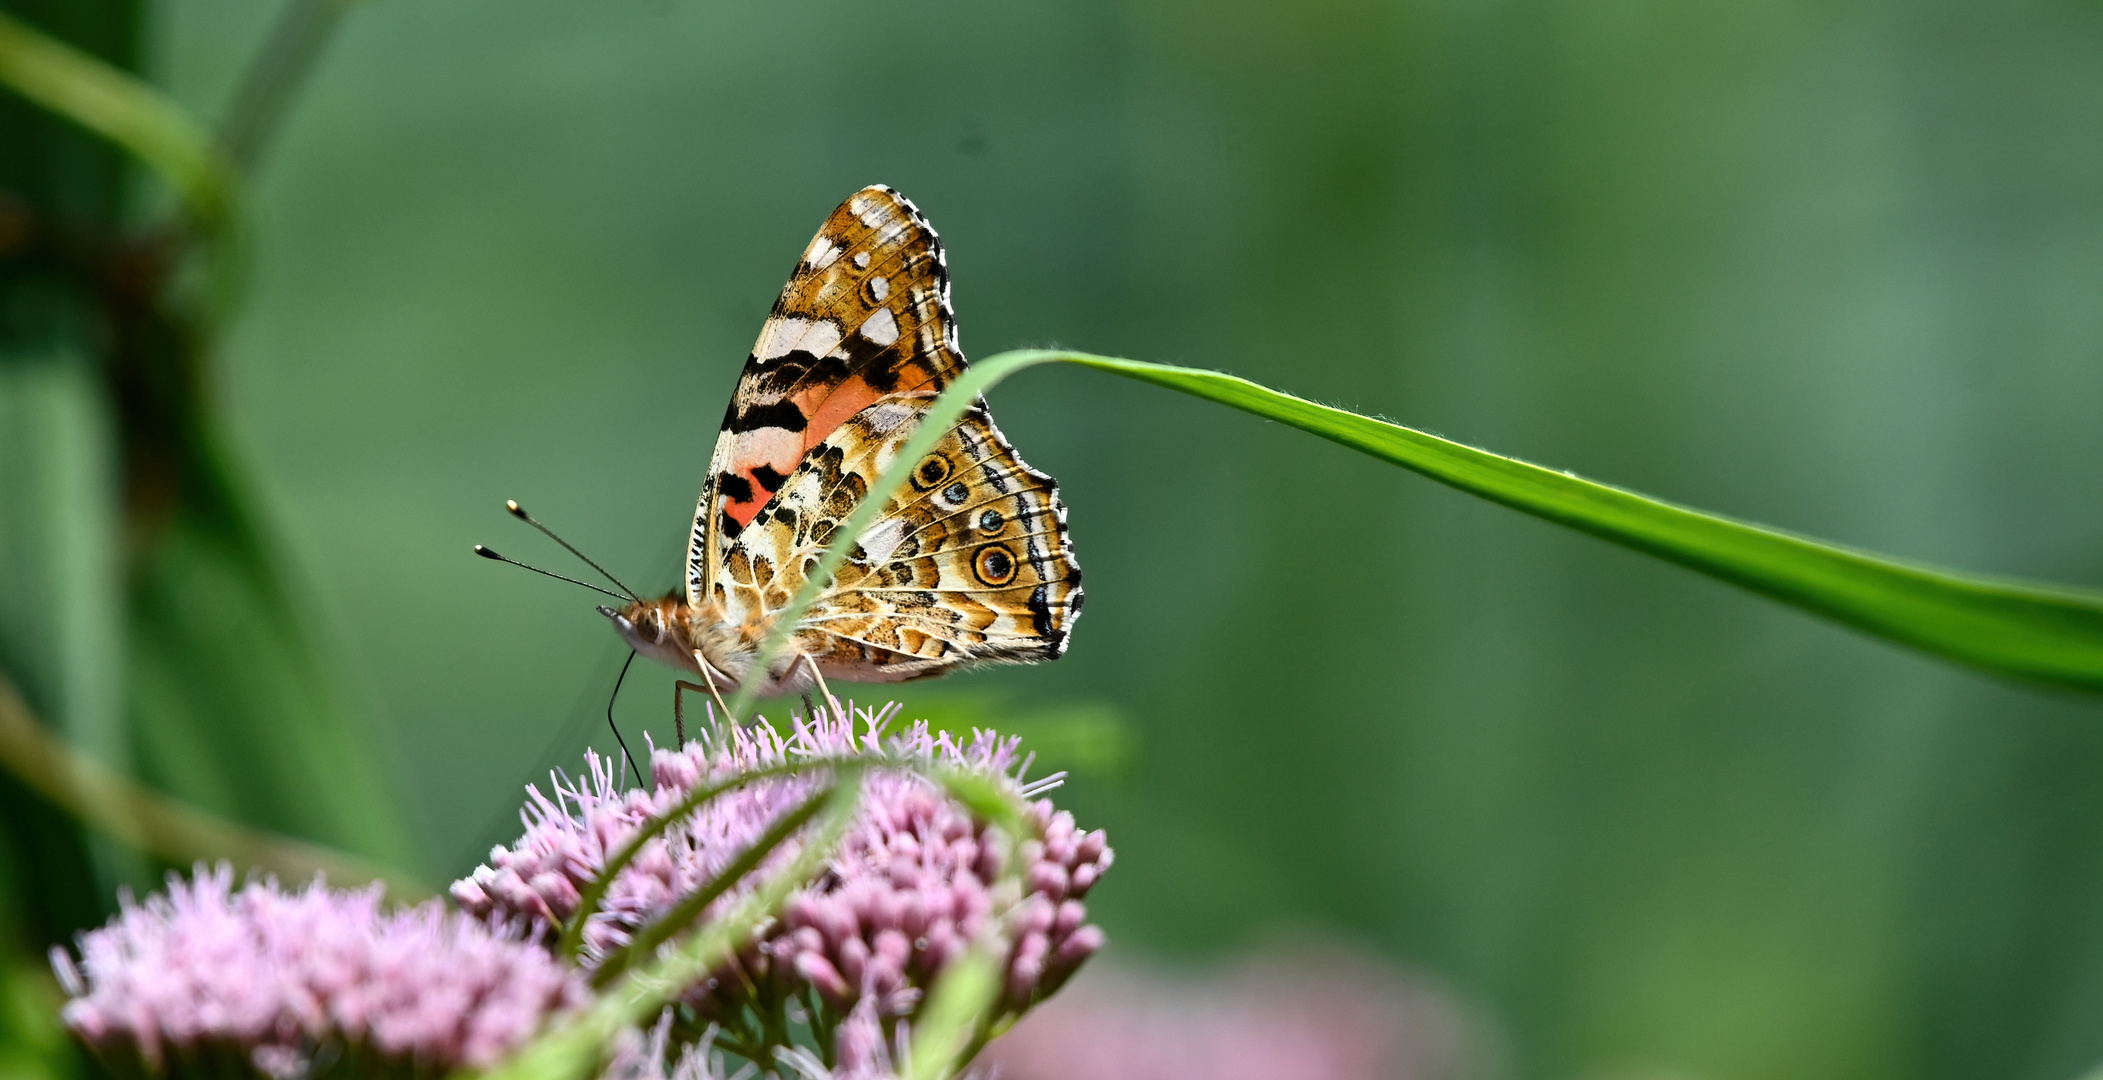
607,651,645,788
671,682,703,746
800,654,841,720
689,651,740,727
675,677,737,740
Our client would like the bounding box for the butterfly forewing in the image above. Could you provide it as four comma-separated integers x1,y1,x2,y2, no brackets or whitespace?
684,186,1080,686
690,187,966,607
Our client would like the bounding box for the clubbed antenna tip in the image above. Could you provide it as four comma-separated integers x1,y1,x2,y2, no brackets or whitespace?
473,543,632,603
500,500,641,601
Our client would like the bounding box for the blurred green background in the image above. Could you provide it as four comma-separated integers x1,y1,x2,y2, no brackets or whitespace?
8,0,2103,1078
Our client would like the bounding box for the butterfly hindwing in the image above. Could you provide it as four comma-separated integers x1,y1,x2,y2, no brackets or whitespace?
714,396,1082,682
689,186,964,608
674,185,1080,692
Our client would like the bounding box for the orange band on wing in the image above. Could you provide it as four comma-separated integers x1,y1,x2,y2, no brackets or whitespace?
795,376,885,454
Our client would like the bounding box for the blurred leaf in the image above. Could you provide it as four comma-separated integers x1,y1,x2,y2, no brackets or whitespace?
559,756,831,962
0,0,416,884
0,8,234,232
591,778,840,986
0,755,81,1080
935,769,1025,839
905,945,1002,1080
0,961,74,1080
0,353,129,935
217,0,358,175
901,695,1135,780
0,671,430,897
125,482,421,873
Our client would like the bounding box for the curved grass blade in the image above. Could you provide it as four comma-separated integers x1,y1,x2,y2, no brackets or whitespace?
0,9,235,233
556,757,845,962
218,0,357,175
477,777,864,1080
734,350,2103,701
1057,352,2103,691
903,945,1003,1080
588,774,845,986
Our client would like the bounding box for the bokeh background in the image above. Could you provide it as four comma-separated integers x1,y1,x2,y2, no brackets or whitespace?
7,0,2103,1077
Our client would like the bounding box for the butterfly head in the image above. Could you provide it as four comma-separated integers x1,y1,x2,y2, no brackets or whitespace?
599,595,699,669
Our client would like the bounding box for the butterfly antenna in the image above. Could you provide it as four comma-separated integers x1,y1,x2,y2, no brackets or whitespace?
472,545,633,603
607,650,645,788
505,500,641,602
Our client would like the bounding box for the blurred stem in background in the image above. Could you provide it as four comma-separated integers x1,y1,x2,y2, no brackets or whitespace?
0,671,427,897
0,2,414,1073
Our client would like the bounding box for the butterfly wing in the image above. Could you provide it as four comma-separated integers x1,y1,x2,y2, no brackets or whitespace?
689,186,965,608
719,396,1083,682
690,186,1081,686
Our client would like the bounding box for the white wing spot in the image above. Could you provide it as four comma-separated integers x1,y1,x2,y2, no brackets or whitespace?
861,401,916,433
853,252,871,269
870,276,889,301
731,427,801,469
804,237,842,270
858,307,899,347
851,194,895,229
756,317,843,361
859,519,908,564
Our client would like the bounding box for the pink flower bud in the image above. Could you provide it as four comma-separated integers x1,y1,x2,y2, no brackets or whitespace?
795,953,852,1009
1025,862,1069,902
1008,931,1050,1005
838,934,870,987
1054,900,1087,938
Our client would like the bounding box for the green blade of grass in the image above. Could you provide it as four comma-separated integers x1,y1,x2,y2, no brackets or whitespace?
557,757,843,962
735,349,2103,702
588,776,843,986
903,945,1003,1080
477,777,864,1080
902,769,1036,1079
0,8,234,232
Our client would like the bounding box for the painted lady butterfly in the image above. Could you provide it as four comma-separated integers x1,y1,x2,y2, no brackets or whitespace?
601,186,1083,705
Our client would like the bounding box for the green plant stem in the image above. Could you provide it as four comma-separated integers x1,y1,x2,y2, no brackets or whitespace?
475,778,864,1080
933,767,1028,838
903,945,1004,1080
590,775,846,987
218,0,357,174
557,756,855,962
0,9,236,233
733,350,2103,702
900,770,1036,1080
0,671,430,898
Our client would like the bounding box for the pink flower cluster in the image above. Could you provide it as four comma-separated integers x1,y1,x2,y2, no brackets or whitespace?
53,864,585,1077
728,779,1107,1022
47,702,1109,1079
451,701,1111,1046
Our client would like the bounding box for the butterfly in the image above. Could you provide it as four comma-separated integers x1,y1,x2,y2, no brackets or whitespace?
601,186,1083,706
